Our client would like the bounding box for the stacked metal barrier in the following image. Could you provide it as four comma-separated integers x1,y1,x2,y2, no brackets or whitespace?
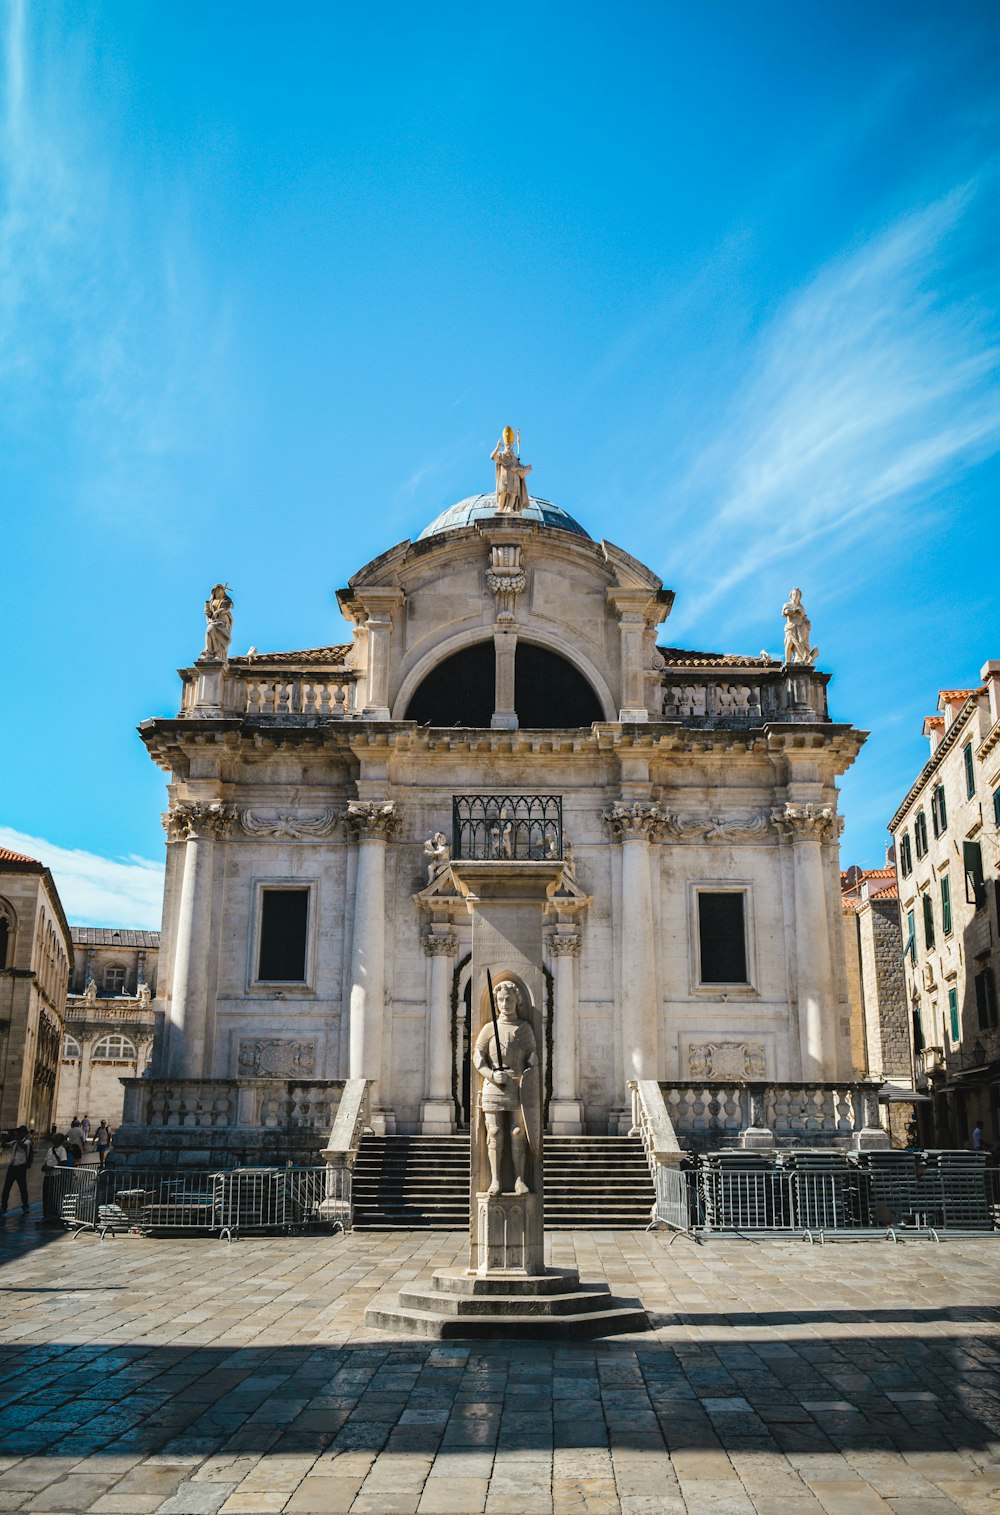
652,1150,1000,1240
45,1165,350,1239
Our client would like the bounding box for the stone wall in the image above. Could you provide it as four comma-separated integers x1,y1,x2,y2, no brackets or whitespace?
858,898,910,1080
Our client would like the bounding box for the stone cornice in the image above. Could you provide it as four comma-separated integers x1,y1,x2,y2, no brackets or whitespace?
889,693,986,831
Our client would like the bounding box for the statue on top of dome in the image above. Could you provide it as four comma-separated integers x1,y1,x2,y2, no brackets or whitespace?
491,426,532,514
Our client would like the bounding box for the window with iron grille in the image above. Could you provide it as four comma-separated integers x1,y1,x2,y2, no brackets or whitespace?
257,888,309,982
697,891,748,984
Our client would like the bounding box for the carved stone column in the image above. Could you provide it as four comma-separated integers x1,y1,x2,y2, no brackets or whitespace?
548,930,583,1135
773,803,841,1080
162,801,235,1079
345,801,400,1125
492,629,518,731
420,929,458,1134
603,803,667,1120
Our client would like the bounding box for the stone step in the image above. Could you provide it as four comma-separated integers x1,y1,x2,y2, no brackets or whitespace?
363,1301,649,1340
397,1286,616,1316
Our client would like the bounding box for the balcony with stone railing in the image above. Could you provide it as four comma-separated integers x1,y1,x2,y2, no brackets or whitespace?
656,660,830,727
114,1078,347,1167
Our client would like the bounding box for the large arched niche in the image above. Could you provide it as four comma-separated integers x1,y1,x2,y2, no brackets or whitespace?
402,638,606,728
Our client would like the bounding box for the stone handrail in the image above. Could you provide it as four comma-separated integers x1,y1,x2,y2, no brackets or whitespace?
321,1078,370,1169
659,1080,887,1147
629,1080,684,1172
120,1078,346,1132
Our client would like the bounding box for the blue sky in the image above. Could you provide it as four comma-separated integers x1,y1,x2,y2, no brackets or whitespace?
2,0,999,927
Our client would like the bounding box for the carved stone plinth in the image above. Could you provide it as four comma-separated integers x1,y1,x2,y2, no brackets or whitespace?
476,1191,543,1275
363,1267,649,1341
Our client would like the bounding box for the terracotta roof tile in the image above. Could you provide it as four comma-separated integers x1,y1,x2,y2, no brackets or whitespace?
938,687,983,701
0,846,42,866
924,716,945,727
228,645,350,668
657,646,778,669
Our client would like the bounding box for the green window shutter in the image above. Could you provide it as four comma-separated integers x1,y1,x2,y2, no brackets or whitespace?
922,892,935,950
993,787,1000,826
904,910,916,963
949,986,959,1043
941,874,952,935
937,785,947,833
964,743,975,799
964,840,985,907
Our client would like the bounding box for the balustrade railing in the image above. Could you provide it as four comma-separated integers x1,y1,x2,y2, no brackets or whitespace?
243,676,354,720
452,794,563,861
123,1078,346,1132
660,1081,884,1147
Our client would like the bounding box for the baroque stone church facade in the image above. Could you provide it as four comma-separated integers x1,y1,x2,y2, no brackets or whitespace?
129,439,863,1152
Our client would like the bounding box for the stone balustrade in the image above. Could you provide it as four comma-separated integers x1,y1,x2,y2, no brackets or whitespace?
243,676,355,720
115,1078,347,1167
658,664,828,725
660,1079,886,1149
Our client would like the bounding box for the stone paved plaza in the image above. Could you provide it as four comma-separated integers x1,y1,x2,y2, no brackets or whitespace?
1,1215,1000,1514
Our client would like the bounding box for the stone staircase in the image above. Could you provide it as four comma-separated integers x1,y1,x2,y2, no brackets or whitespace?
351,1133,655,1230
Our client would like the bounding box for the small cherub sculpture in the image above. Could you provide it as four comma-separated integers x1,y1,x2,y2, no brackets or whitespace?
423,831,451,883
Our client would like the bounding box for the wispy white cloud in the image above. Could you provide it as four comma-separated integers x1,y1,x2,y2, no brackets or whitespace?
0,2,230,521
668,183,1000,634
0,827,164,930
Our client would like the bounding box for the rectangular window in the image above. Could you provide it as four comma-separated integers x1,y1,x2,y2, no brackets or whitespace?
948,986,959,1043
904,909,916,964
922,892,935,951
964,742,976,799
915,811,928,858
912,1003,924,1054
940,873,952,936
994,786,1000,827
963,840,986,908
257,888,309,982
899,833,912,877
931,783,947,838
697,892,748,984
975,967,998,1032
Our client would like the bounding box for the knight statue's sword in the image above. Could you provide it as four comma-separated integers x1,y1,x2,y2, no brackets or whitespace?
485,968,505,1073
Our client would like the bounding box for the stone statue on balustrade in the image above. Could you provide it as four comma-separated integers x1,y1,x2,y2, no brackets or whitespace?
473,979,540,1197
423,831,451,883
491,427,532,515
782,587,818,666
201,583,234,662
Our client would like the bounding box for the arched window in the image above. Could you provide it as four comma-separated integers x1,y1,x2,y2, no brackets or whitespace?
63,1034,81,1059
103,964,127,995
92,1033,138,1062
404,641,604,728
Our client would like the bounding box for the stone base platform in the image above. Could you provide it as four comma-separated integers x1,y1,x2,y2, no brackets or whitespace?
364,1266,649,1340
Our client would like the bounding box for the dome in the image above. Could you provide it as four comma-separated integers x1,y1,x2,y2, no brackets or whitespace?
416,494,591,541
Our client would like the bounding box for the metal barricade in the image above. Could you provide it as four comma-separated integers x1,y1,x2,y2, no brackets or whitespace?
651,1164,694,1237
47,1165,351,1240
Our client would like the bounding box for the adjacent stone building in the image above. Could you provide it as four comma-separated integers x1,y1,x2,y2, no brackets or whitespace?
121,441,870,1161
841,863,912,1144
54,929,159,1132
0,848,72,1134
889,664,1000,1148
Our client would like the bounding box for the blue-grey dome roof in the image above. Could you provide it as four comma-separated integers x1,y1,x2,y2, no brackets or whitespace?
417,494,591,541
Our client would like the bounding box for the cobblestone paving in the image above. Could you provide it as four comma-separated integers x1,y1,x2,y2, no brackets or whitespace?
1,1213,999,1514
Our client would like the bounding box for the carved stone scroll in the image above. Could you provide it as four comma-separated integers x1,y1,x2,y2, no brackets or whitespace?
688,1042,766,1080
238,1038,316,1078
239,809,340,839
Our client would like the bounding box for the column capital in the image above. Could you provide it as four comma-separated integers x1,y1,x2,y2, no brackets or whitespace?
345,800,401,842
549,931,581,958
772,802,841,844
602,801,669,844
423,930,459,958
161,800,236,843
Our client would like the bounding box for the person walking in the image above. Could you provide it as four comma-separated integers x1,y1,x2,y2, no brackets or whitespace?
972,1120,986,1151
40,1135,69,1219
64,1120,86,1166
1,1126,34,1216
80,1114,91,1142
93,1122,112,1168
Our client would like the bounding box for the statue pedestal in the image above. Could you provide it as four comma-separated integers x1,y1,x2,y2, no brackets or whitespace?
476,1192,543,1275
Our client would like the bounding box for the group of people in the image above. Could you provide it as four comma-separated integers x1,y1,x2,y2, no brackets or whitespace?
1,1116,113,1217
